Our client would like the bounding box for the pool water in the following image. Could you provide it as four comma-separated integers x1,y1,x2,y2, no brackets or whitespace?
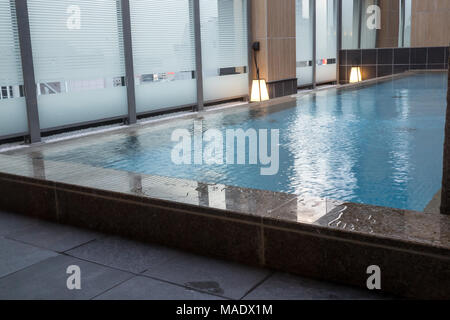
45,73,448,211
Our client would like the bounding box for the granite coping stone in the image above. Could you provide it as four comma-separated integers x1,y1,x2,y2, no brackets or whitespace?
0,150,449,298
0,153,448,256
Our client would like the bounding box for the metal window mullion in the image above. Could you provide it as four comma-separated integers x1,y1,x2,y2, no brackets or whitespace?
400,0,406,47
374,0,380,46
121,0,137,125
357,0,363,49
193,0,204,111
247,0,252,100
337,0,342,83
312,0,317,89
15,0,41,144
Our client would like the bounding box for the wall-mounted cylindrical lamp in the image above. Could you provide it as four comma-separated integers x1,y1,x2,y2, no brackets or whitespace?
349,67,362,83
250,41,270,102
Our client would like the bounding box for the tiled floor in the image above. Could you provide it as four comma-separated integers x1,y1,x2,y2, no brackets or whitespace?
0,211,390,300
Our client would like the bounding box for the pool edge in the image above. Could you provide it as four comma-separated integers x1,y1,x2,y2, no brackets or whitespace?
0,153,449,299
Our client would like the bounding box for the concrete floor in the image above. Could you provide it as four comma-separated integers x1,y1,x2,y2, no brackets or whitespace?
0,210,389,300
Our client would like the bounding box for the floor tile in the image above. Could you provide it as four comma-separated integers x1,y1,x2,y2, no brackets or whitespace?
95,276,223,300
0,237,58,278
66,236,176,273
244,273,390,300
6,221,102,252
144,251,271,299
0,255,133,300
0,211,39,237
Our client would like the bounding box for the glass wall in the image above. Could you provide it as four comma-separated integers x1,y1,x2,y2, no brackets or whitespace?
296,0,337,86
130,0,197,114
28,0,128,130
360,0,378,49
0,0,28,137
342,0,412,49
342,0,377,49
316,0,337,84
0,0,250,140
296,0,314,87
200,0,249,102
399,0,411,47
341,0,359,50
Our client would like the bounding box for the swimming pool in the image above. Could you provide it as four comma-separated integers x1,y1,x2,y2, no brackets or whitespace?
44,73,447,211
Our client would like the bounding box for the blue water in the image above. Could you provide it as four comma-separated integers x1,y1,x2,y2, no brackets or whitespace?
45,73,448,211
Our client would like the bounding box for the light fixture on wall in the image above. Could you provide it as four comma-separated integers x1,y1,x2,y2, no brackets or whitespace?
349,67,362,83
250,41,269,102
251,79,269,102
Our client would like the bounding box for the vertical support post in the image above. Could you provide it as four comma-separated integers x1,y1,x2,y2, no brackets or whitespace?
15,0,41,143
357,0,363,49
247,0,253,100
312,0,317,89
121,0,137,125
193,0,204,111
399,0,406,47
440,55,450,215
336,0,342,84
374,0,379,45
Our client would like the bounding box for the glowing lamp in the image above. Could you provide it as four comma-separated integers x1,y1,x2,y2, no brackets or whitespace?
250,79,270,102
349,67,362,83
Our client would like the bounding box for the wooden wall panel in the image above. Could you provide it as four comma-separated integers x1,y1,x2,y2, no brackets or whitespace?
267,0,296,38
411,0,450,47
251,0,296,83
252,0,267,39
376,0,400,48
251,0,269,80
267,38,297,81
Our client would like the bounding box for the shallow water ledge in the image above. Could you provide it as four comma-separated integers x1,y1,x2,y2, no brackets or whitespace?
0,153,448,299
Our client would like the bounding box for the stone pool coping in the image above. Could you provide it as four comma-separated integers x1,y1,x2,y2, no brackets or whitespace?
0,153,449,299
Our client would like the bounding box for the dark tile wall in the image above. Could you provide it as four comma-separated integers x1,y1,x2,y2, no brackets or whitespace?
267,78,298,99
339,46,449,84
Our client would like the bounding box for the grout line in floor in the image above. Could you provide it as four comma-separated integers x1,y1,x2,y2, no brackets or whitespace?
239,271,275,300
60,251,231,299
89,274,137,300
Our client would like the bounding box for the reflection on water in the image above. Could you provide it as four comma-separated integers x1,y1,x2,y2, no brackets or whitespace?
44,73,448,211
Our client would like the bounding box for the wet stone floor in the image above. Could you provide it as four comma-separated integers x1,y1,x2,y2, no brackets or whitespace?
0,210,391,300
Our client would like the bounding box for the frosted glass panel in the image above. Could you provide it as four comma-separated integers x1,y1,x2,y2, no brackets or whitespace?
28,0,127,130
296,0,314,87
316,0,337,84
400,0,412,47
342,0,411,49
342,0,359,50
130,0,197,113
404,0,411,47
200,0,249,102
342,0,375,49
360,0,377,49
0,0,28,137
